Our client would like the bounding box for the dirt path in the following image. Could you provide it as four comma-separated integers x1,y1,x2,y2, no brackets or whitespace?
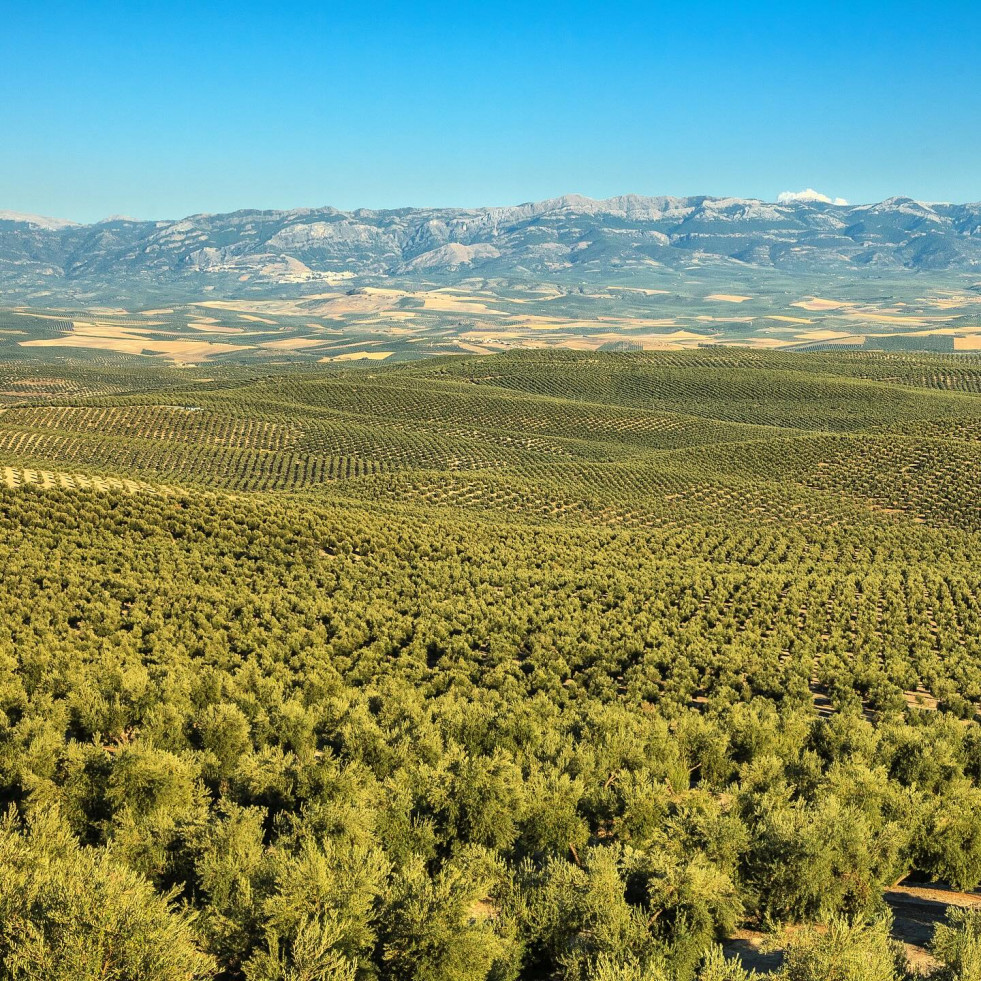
886,881,981,973
721,880,981,975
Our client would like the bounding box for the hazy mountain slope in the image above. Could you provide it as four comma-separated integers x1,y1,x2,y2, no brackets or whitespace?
2,195,980,301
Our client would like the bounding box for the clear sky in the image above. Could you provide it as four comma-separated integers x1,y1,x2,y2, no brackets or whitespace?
2,0,978,222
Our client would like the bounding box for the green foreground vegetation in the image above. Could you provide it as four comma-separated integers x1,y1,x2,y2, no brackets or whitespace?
2,348,981,980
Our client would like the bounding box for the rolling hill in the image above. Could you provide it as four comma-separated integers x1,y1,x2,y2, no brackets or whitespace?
4,348,981,977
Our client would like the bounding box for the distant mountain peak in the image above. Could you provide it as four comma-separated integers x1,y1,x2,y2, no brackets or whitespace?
0,210,79,230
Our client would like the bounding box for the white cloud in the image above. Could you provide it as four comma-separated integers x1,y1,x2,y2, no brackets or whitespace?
777,188,848,206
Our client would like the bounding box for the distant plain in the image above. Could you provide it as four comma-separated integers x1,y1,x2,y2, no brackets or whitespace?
3,272,980,367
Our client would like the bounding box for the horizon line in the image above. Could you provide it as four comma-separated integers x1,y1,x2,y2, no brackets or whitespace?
2,191,974,228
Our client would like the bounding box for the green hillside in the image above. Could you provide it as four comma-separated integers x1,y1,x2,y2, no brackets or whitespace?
2,349,981,980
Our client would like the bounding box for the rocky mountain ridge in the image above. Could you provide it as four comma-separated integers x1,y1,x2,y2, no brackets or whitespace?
2,194,980,301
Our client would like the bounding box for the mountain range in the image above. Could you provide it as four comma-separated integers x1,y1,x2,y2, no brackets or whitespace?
2,194,980,302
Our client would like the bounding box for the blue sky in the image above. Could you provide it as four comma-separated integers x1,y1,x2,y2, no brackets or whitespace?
1,0,978,222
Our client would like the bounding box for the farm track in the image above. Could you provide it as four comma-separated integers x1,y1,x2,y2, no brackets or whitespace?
723,882,981,975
